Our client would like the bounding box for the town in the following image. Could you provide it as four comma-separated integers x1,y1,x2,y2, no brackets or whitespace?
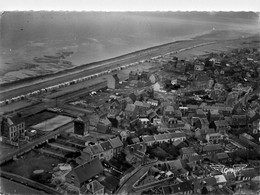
0,36,260,195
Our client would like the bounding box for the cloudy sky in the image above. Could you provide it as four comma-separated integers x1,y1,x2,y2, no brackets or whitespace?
1,0,260,12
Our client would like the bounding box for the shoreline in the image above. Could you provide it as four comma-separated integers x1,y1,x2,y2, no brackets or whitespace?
0,39,189,89
0,28,253,89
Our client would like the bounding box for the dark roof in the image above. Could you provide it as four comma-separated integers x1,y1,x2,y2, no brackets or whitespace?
163,181,193,194
203,144,222,152
5,114,24,126
216,152,229,160
90,144,104,154
180,147,195,155
100,141,113,151
109,137,123,148
142,135,155,142
125,104,136,112
70,158,103,184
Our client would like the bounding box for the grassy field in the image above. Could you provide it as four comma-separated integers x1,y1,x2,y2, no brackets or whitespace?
1,150,63,181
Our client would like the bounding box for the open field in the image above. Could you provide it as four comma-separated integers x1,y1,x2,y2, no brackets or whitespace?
1,150,62,180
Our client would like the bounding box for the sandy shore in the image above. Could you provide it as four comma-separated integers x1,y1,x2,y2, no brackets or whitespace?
0,30,258,102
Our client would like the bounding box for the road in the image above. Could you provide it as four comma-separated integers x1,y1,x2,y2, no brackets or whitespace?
0,171,61,194
116,165,151,195
0,39,214,101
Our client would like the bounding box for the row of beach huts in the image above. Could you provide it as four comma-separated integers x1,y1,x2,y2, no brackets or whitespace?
1,42,215,107
0,59,152,107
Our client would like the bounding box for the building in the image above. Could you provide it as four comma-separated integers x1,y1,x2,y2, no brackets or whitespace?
202,144,223,155
65,158,103,189
125,104,137,120
97,118,112,134
108,99,122,115
180,147,197,159
109,136,123,157
74,115,90,136
162,181,193,195
164,106,175,117
80,180,104,195
0,114,25,143
100,141,113,161
154,132,186,144
142,135,156,146
107,74,120,89
206,132,223,144
213,120,230,134
134,101,151,117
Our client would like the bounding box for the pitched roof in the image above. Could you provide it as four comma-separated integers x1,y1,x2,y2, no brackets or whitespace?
100,141,113,151
69,158,103,184
125,104,136,112
142,135,155,142
180,147,195,155
90,144,104,154
203,144,222,152
165,105,174,112
216,152,229,160
109,137,123,149
214,120,229,127
163,181,193,194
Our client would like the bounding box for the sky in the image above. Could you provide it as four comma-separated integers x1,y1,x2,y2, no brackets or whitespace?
1,0,260,12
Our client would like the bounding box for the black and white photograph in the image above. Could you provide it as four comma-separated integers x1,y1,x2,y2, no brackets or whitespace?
0,0,260,194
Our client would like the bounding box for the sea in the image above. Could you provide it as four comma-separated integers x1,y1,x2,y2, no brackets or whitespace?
0,11,259,83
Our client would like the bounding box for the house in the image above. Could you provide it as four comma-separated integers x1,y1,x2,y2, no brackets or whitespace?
180,147,197,159
138,118,150,128
163,105,174,117
215,152,230,164
146,99,159,107
107,74,120,89
125,143,147,165
65,158,103,189
74,115,90,136
174,109,182,119
152,82,162,92
80,180,104,195
90,144,104,159
167,159,189,177
194,62,205,71
165,117,178,128
142,135,156,146
108,99,122,115
97,118,112,134
109,137,123,157
125,104,137,119
134,101,150,117
213,120,230,134
147,110,160,124
0,114,25,143
100,141,113,161
154,132,186,143
252,119,260,134
202,144,223,155
231,115,247,128
236,168,257,182
149,74,157,84
193,73,212,89
214,174,227,185
162,181,193,195
206,132,223,144
129,70,139,81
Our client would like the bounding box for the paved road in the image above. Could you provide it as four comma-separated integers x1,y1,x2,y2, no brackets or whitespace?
0,39,212,101
116,166,151,195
